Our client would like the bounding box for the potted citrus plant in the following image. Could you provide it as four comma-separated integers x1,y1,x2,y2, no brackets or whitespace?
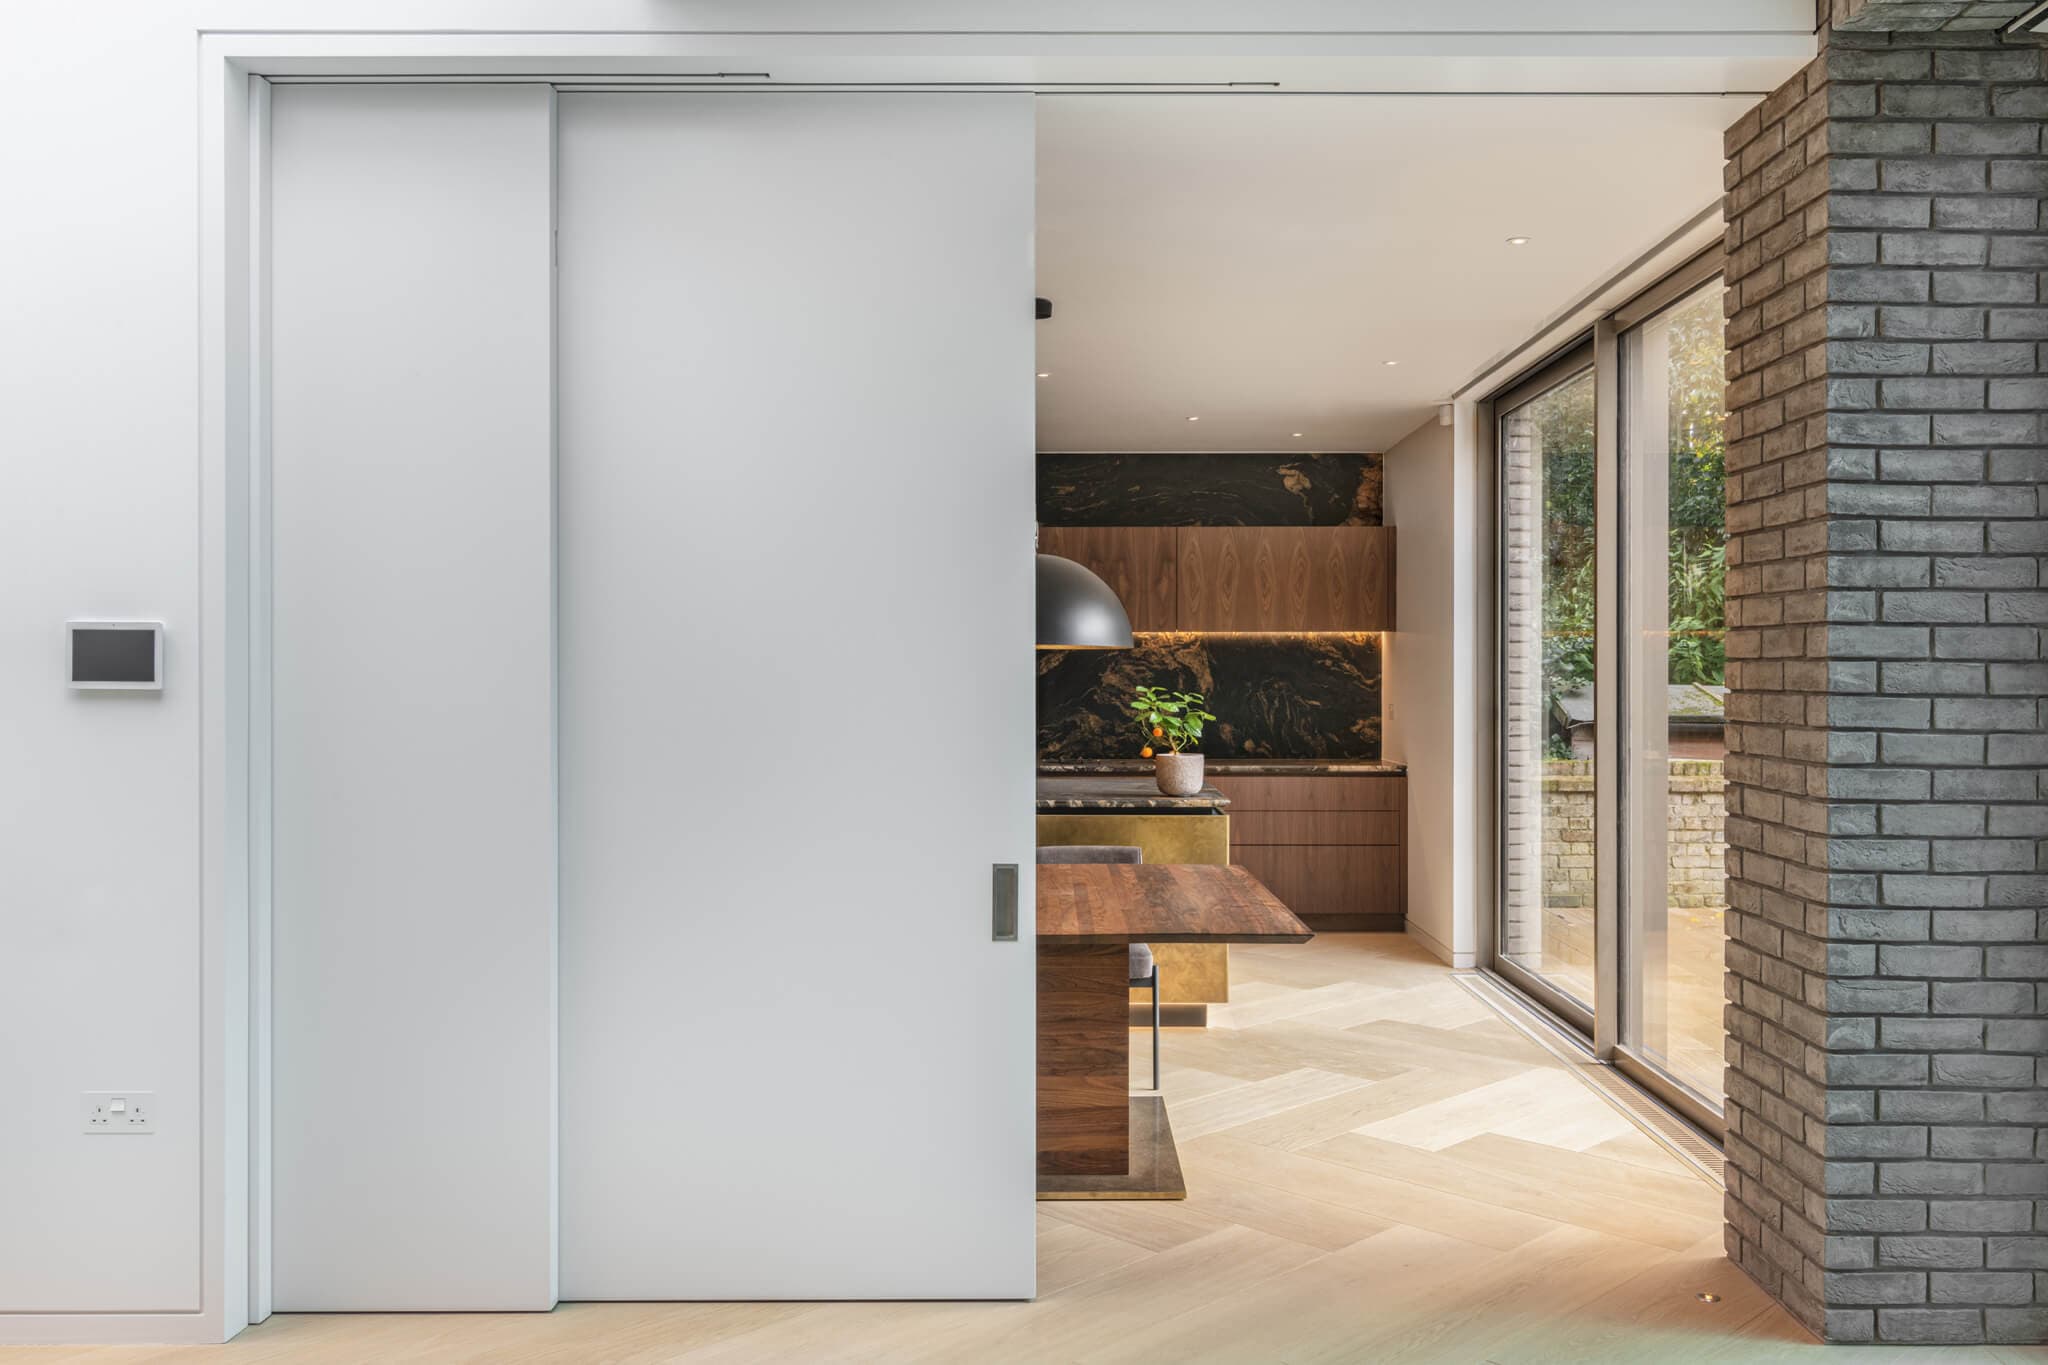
1132,685,1217,796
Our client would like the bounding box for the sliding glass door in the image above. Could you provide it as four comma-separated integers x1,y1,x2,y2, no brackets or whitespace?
1496,354,1598,1025
1492,257,1728,1127
1619,281,1728,1112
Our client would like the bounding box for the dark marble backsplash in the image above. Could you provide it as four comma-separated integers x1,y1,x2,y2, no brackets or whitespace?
1038,633,1382,762
1038,453,1383,527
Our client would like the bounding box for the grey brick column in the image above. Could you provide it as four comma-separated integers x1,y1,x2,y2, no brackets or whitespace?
1723,28,2048,1346
1831,1,2043,31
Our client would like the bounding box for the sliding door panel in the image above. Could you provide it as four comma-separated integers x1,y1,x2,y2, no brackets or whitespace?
1491,264,1727,1127
269,84,558,1310
1497,365,1599,1013
556,93,1037,1299
1620,283,1729,1108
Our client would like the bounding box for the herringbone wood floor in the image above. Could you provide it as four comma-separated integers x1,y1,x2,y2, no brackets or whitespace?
17,936,2027,1363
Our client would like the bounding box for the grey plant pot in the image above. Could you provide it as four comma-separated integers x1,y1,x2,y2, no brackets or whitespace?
1154,752,1205,797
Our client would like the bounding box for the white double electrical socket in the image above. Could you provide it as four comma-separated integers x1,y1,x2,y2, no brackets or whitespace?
83,1092,155,1134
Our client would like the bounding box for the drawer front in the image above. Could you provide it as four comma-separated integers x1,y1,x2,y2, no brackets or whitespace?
1228,809,1400,846
1211,774,1403,812
1232,844,1402,921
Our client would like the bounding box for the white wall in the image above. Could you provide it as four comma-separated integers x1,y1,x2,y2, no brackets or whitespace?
267,83,558,1311
1382,416,1475,967
0,3,207,1327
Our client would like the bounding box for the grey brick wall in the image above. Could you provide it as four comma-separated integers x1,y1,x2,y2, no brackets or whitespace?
1723,27,2048,1346
1722,50,1841,1336
1831,0,2041,32
1502,413,1546,961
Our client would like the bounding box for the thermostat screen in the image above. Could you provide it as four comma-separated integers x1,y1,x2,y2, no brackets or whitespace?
72,629,157,685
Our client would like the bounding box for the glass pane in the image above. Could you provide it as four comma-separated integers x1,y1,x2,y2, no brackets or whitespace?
1621,283,1727,1107
1499,366,1597,1010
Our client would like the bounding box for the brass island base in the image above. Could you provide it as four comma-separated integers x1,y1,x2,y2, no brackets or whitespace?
1034,811,1233,1009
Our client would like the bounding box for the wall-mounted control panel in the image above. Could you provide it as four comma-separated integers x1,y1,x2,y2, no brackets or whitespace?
83,1092,155,1134
68,621,163,691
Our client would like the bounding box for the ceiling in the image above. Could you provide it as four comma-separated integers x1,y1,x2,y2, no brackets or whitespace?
1034,94,1753,452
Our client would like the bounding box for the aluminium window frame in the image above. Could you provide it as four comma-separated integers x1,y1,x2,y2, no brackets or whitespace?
1481,244,1728,1141
1484,337,1600,1039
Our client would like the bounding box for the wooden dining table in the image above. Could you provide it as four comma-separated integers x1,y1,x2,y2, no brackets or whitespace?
1037,862,1312,1199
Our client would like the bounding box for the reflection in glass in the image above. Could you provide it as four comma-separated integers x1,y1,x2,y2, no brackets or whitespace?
1498,367,1598,1009
1622,283,1728,1107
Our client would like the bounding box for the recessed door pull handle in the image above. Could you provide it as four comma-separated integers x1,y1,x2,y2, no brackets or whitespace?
992,864,1019,942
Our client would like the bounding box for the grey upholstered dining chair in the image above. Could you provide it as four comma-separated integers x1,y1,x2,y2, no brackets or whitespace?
1034,844,1159,1091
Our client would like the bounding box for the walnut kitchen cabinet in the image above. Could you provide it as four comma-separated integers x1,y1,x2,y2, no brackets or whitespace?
1037,526,1395,634
1208,773,1406,930
1177,527,1395,632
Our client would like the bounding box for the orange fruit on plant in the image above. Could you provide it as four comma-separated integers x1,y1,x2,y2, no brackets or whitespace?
1140,746,1153,758
1152,726,1164,737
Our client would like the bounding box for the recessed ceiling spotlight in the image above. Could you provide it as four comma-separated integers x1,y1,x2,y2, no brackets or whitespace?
1506,236,1532,246
1292,432,1304,438
1037,372,1051,379
1383,360,1400,367
1186,415,1200,422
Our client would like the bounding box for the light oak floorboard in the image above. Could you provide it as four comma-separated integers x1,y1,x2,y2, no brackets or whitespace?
1033,1217,1153,1296
1209,980,1376,1030
1448,1132,1720,1214
1587,1126,1706,1173
1182,1131,1562,1252
1161,1066,1375,1141
1305,1131,1713,1252
1352,1067,1625,1151
1199,1066,1487,1152
1037,1195,1234,1254
1288,981,1497,1031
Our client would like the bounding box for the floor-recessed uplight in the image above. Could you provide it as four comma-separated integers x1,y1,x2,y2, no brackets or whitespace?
1695,1292,1721,1303
1506,236,1532,246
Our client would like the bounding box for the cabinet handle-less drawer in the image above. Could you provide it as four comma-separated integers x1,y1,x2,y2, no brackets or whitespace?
1228,810,1400,845
1209,775,1402,811
1230,845,1402,921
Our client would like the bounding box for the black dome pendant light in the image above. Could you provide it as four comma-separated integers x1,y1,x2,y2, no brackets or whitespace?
1032,292,1128,647
1036,553,1133,651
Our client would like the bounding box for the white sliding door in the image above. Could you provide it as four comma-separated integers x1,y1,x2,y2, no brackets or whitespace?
556,93,1037,1300
269,84,558,1310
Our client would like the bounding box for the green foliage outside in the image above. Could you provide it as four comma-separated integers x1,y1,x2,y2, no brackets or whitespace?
1535,293,1727,733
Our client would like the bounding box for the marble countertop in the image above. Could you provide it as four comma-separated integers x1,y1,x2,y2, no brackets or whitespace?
1035,777,1230,811
1039,759,1407,777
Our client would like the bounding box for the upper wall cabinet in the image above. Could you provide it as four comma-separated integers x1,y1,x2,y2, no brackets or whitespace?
1178,527,1395,632
1039,526,1394,633
1037,526,1179,632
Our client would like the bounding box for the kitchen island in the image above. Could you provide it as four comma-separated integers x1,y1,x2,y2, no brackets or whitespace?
1035,776,1233,1016
1043,761,1409,931
1036,775,1231,809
